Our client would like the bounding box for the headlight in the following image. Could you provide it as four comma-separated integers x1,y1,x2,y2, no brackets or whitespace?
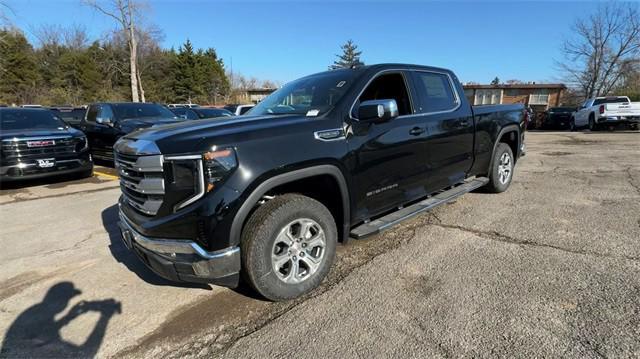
203,148,237,192
76,136,88,152
167,148,237,212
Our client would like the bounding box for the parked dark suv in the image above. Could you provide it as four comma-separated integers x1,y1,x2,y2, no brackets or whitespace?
79,102,181,161
543,107,576,130
0,108,92,181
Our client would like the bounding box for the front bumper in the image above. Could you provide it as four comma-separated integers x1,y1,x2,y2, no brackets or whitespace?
118,210,241,287
0,158,92,182
597,116,640,124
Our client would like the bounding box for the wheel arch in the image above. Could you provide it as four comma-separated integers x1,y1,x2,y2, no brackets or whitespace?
488,124,520,173
230,165,351,248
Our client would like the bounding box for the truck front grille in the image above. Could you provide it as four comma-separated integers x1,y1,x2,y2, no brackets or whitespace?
115,152,165,216
1,137,82,160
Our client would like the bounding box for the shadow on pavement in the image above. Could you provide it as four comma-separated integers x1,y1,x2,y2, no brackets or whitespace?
0,172,92,191
101,204,210,289
0,282,120,358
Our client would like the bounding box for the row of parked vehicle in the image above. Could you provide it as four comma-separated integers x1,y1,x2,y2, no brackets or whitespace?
0,102,255,182
536,96,640,131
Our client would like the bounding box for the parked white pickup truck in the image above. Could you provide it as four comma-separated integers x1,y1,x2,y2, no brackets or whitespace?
571,96,640,131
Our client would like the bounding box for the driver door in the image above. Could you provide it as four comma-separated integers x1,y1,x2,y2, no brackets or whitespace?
347,71,430,221
81,104,118,161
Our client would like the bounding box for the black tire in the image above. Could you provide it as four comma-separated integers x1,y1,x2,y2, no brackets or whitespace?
241,193,337,301
79,168,94,179
484,143,514,193
588,115,598,131
569,118,577,132
629,123,638,131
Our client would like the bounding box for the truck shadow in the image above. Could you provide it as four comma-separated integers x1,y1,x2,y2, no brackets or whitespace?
101,204,210,290
0,282,120,358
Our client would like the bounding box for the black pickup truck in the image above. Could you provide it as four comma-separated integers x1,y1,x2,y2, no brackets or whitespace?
1,108,92,182
79,102,180,162
115,64,525,300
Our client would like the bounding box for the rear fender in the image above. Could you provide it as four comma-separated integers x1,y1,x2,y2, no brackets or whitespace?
488,124,520,172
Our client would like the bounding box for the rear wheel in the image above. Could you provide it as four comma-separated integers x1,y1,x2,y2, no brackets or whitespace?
588,115,598,131
484,143,514,193
241,193,337,301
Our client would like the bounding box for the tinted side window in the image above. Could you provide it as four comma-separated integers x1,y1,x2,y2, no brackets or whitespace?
98,105,114,120
412,72,458,113
86,105,99,122
357,73,413,116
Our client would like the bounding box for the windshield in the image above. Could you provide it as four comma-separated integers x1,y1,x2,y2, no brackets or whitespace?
593,97,629,105
111,103,176,120
170,107,198,120
194,108,234,118
0,109,66,130
52,109,86,122
248,70,358,116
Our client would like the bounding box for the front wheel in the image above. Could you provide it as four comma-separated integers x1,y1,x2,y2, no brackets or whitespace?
569,118,577,131
484,143,514,193
241,193,337,301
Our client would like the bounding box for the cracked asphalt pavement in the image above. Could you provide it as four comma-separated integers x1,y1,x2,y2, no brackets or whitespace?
1,131,639,358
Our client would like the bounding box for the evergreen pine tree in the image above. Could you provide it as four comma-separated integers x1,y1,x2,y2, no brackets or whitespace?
172,39,198,102
0,29,39,104
330,40,364,70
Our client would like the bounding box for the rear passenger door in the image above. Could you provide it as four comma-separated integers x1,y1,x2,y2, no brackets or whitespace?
409,70,474,191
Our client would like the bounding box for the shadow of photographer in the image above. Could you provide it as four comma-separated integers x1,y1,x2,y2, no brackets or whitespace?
0,282,121,358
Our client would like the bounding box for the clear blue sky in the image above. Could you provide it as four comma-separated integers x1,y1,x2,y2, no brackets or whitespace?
6,0,612,84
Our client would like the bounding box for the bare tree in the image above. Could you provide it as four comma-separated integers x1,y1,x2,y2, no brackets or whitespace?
63,24,90,50
0,1,13,27
558,2,640,99
33,23,89,49
83,0,146,102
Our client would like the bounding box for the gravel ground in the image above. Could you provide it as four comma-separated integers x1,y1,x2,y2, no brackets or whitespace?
0,131,638,358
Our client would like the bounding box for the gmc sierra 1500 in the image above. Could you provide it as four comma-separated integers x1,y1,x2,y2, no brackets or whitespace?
115,64,526,301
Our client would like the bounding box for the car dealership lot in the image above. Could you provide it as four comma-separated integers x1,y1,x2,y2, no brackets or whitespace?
1,131,639,358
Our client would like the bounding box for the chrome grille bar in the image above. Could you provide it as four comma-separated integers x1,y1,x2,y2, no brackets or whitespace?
115,153,165,216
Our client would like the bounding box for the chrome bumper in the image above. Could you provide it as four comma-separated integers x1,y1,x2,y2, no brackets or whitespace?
117,210,241,284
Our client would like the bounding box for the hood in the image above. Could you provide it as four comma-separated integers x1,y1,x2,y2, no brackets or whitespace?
124,114,309,153
118,117,184,132
0,126,83,140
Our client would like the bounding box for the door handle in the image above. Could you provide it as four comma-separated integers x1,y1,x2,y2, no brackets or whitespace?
459,120,470,127
409,127,426,136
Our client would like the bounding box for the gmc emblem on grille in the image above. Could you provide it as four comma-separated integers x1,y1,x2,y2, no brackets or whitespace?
27,140,56,147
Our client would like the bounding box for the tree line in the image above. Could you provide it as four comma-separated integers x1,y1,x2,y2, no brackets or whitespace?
0,27,229,106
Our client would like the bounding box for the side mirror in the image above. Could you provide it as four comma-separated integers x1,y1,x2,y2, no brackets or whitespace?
357,99,399,122
96,117,114,126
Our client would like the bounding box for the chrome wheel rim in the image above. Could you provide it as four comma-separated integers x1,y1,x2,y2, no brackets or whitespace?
497,152,512,185
271,218,326,284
